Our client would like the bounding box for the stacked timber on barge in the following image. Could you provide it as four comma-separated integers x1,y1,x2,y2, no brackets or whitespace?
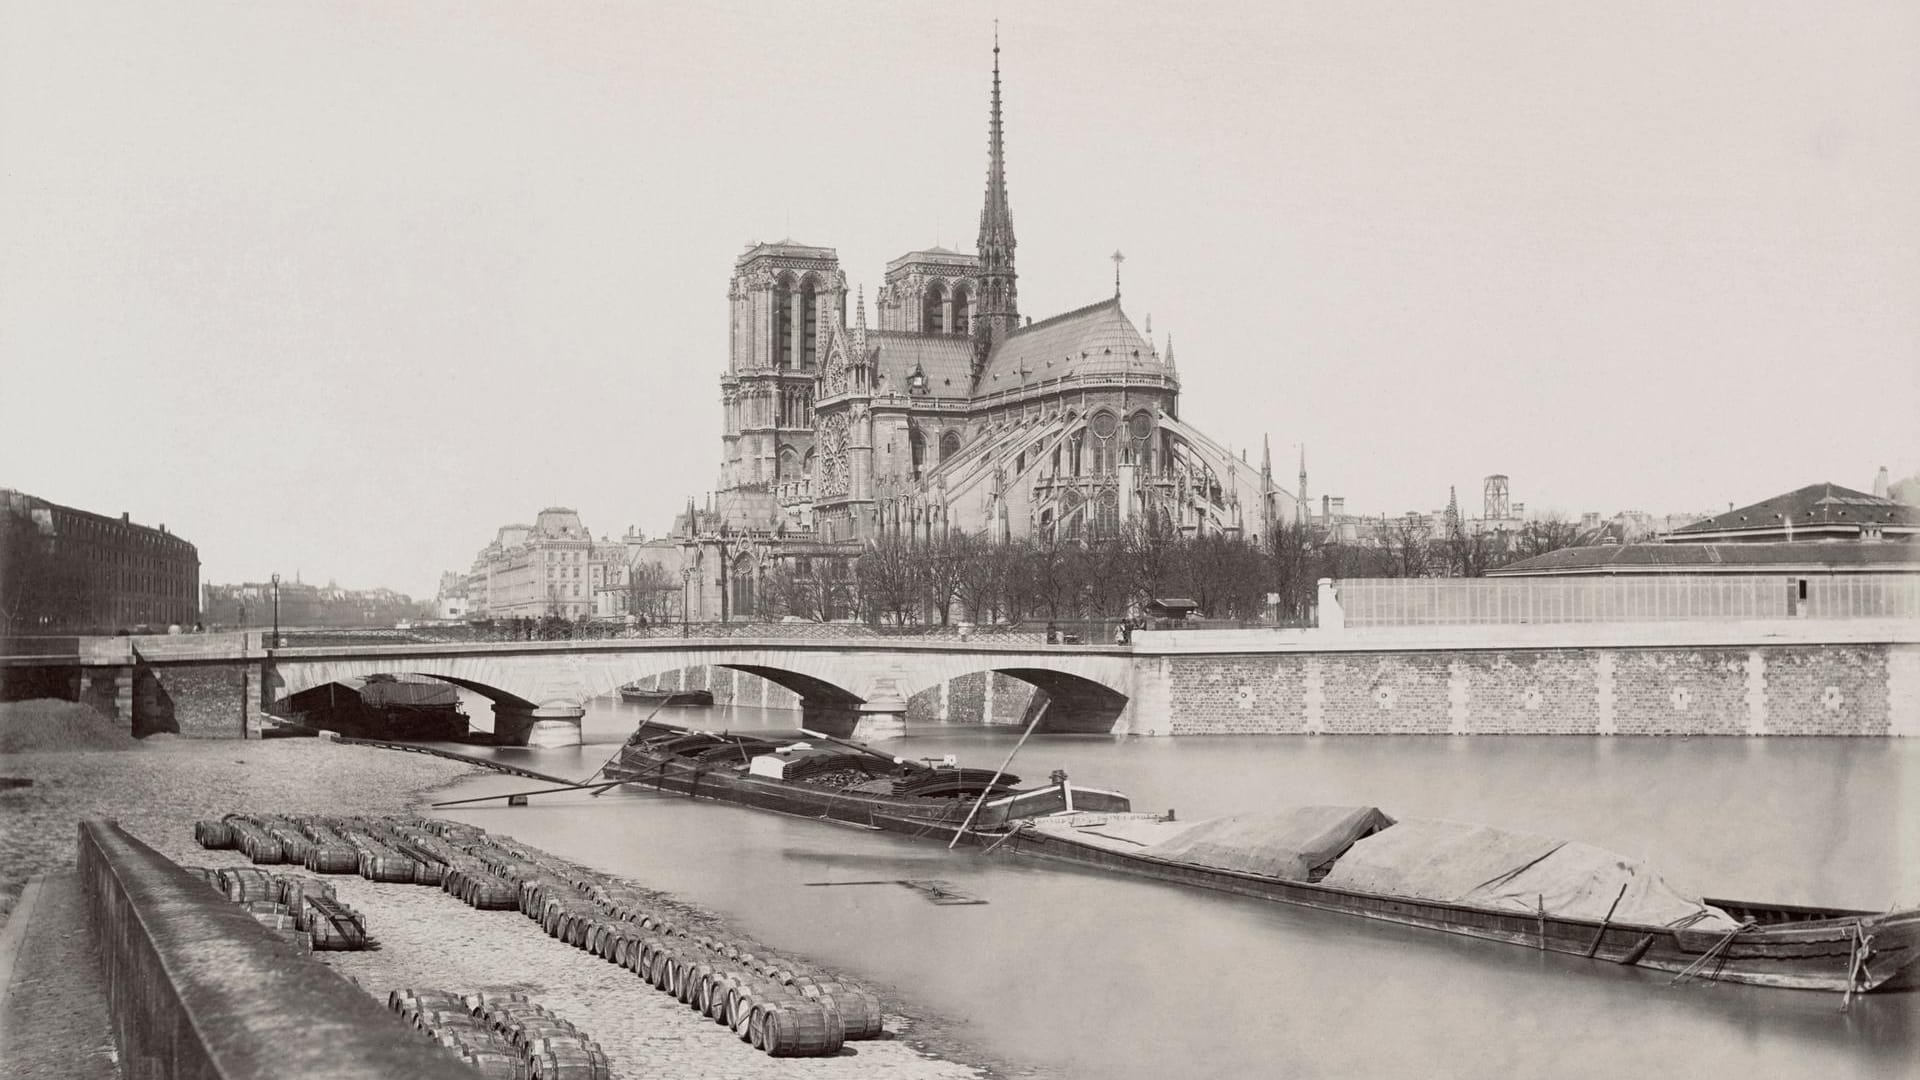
605,722,1920,995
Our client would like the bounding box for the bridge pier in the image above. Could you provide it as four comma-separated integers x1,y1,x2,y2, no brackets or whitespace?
493,703,585,748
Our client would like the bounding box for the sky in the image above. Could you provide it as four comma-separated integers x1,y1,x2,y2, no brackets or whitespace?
3,1,1916,598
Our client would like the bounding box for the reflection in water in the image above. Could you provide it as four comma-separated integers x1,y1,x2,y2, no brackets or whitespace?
428,694,1920,1080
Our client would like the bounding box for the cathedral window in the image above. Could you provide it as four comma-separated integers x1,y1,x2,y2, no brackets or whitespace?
910,428,927,478
922,281,947,333
774,275,796,368
939,430,961,461
952,285,972,334
800,277,820,368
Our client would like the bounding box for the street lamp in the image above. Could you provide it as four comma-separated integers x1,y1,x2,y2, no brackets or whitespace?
681,566,694,637
270,573,280,651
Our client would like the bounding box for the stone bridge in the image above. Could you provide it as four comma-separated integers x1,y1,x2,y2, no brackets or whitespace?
33,618,1920,745
121,636,1138,746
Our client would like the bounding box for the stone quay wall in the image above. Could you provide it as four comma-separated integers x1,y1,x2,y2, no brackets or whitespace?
1133,621,1917,737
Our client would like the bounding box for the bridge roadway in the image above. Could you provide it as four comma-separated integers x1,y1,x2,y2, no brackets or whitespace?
117,635,1139,746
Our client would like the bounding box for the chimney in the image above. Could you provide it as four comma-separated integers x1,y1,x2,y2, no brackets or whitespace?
1874,465,1890,498
1321,494,1331,521
121,512,130,523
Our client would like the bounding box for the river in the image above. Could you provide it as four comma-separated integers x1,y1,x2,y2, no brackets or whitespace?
426,693,1919,1080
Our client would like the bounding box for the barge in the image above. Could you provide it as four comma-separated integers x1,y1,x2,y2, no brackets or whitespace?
617,686,716,707
605,721,1919,995
602,720,1128,835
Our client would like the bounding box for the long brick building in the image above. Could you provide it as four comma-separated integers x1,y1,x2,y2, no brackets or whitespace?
0,488,200,634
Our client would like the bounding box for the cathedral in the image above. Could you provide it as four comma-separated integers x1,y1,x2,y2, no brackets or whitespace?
676,41,1297,618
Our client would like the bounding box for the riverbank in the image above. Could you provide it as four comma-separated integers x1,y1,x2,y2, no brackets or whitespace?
0,738,476,925
0,738,1003,1080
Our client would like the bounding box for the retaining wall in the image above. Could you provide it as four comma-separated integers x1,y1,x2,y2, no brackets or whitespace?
1137,627,1917,736
77,819,473,1079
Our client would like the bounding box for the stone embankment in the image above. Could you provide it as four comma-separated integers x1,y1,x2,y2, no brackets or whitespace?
0,739,1000,1080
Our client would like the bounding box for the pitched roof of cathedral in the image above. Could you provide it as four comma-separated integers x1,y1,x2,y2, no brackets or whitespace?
977,298,1168,388
867,331,974,400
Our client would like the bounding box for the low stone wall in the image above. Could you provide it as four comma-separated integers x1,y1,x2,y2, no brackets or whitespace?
1150,642,1909,736
76,819,473,1080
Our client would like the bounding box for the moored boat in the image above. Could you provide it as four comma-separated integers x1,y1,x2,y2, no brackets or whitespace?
617,686,716,707
984,808,1919,995
602,719,1129,836
605,721,1917,995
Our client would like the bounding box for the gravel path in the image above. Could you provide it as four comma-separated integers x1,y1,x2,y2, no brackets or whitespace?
0,738,474,923
0,739,1001,1080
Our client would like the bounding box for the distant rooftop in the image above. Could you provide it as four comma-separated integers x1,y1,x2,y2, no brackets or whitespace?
1491,538,1920,576
1666,482,1919,542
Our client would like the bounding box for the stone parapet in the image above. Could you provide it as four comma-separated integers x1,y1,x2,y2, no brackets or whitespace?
76,819,473,1080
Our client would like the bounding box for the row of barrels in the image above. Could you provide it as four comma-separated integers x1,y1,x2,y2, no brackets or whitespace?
204,814,890,1058
465,844,883,1056
179,866,369,951
388,988,610,1080
196,815,437,884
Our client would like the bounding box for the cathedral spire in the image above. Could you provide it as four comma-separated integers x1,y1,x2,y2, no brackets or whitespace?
972,27,1019,381
854,285,867,331
1297,445,1309,525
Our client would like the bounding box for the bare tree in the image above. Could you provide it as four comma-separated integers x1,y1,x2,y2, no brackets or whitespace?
857,537,922,626
623,561,677,621
1515,513,1582,560
1383,516,1434,578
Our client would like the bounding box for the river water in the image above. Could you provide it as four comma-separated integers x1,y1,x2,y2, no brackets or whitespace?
428,694,1919,1080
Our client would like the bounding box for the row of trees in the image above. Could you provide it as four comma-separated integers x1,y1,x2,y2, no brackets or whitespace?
746,514,1584,626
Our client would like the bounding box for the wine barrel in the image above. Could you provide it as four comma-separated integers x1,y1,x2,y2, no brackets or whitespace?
758,998,846,1057
217,867,274,903
357,852,419,883
193,820,234,849
302,895,368,951
680,962,712,1007
303,845,359,874
525,1047,609,1080
389,988,462,1015
243,900,290,916
252,912,298,932
649,950,677,992
801,986,884,1040
458,1050,519,1080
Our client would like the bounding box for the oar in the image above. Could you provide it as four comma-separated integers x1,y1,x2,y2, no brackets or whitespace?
1584,882,1631,958
797,727,925,770
438,696,674,807
431,780,622,807
587,697,672,796
948,699,1048,850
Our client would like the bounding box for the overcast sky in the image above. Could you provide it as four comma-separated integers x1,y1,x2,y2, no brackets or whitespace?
4,1,1915,597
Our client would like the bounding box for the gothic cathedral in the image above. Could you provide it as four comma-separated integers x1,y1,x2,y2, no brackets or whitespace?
688,40,1296,616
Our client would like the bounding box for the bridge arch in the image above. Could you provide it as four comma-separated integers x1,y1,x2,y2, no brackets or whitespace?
986,667,1130,734
261,642,1138,743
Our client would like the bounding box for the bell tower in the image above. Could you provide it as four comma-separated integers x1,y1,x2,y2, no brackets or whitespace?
718,240,844,529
